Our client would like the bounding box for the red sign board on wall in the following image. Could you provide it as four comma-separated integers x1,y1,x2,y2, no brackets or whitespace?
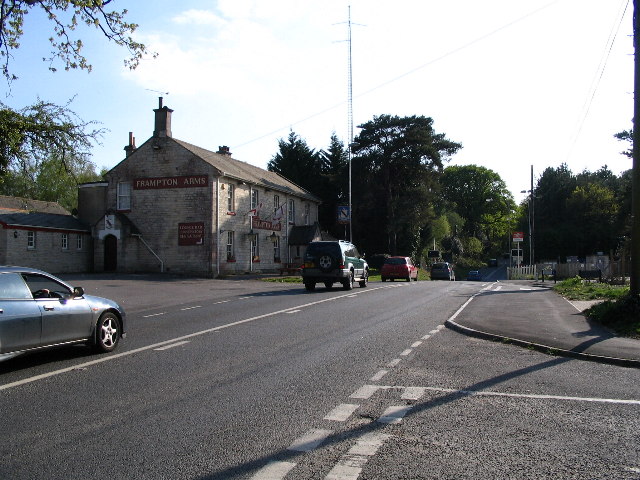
512,232,524,242
179,222,204,245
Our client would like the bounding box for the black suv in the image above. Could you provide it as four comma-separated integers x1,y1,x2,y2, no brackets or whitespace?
302,240,369,291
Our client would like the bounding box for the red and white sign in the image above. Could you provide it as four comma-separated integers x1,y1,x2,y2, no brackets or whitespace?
512,232,524,242
178,222,204,245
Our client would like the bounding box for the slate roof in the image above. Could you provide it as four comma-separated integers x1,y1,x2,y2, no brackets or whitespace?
172,139,321,203
0,195,70,215
288,223,321,245
0,212,90,232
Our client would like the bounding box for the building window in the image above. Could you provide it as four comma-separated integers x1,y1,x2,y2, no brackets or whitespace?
227,184,235,213
304,203,310,225
274,194,280,212
62,233,68,250
273,236,281,263
251,189,259,210
288,199,295,224
117,182,131,210
27,231,36,249
77,234,83,250
226,231,235,261
251,236,259,261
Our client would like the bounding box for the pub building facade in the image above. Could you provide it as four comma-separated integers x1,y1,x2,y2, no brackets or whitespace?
78,98,321,277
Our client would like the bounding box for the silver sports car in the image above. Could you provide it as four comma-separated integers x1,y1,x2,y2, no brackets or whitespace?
0,266,126,360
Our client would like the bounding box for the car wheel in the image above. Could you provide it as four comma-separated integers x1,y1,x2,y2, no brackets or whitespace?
318,255,336,272
381,277,387,282
304,282,316,291
324,281,333,289
342,271,354,290
406,276,411,282
94,312,120,353
359,270,368,288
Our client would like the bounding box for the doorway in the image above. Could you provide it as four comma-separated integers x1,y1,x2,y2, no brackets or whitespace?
104,235,117,271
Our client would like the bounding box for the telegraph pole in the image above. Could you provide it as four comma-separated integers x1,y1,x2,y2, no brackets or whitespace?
347,5,354,243
633,0,640,295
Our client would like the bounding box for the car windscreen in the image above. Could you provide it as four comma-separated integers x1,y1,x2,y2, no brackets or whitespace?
431,264,448,270
384,258,407,265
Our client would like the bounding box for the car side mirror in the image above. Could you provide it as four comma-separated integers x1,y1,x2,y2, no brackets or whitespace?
73,287,84,298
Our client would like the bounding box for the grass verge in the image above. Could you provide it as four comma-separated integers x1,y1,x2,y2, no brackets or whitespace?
553,277,640,338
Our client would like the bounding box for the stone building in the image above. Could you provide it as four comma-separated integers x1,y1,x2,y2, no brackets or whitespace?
0,196,91,273
78,99,322,276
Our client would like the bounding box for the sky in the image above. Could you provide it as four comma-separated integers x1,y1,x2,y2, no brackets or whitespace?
4,0,634,203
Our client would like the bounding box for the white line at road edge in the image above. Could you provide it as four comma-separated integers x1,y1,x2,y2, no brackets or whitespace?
0,287,387,392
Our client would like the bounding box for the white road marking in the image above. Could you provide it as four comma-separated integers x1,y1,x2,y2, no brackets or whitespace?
154,341,190,351
143,312,166,318
428,329,439,334
251,461,297,479
180,306,202,311
421,334,431,340
402,386,426,400
378,405,412,424
287,429,332,452
325,433,392,480
370,369,388,381
350,385,381,399
400,349,412,356
324,403,360,422
386,358,401,368
436,325,445,330
0,288,387,392
286,310,301,314
348,432,392,456
325,454,368,480
411,341,422,348
418,385,640,405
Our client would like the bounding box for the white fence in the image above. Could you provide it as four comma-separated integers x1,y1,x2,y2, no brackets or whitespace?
507,265,537,280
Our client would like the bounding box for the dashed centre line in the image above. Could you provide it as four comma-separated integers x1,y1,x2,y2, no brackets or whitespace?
287,428,332,452
324,403,360,422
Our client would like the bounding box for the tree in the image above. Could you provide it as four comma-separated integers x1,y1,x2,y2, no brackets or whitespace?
615,129,633,159
0,99,104,175
351,114,462,256
439,165,515,242
566,183,619,257
316,133,348,238
0,0,154,82
1,152,103,211
268,130,323,195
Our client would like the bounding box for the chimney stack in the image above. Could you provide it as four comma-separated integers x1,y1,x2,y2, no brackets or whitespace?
124,132,137,157
153,97,173,138
217,146,232,156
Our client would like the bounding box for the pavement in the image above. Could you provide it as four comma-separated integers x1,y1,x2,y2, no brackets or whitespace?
446,279,640,369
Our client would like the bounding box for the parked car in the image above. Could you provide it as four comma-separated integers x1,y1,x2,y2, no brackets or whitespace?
0,266,126,360
467,270,482,281
301,240,369,291
430,262,455,281
381,256,419,282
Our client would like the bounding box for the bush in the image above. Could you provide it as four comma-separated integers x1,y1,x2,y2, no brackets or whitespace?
585,294,640,338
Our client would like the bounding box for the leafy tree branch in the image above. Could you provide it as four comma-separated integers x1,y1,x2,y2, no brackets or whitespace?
0,0,155,81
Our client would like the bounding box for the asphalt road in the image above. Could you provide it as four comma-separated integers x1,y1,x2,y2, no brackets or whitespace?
1,275,639,479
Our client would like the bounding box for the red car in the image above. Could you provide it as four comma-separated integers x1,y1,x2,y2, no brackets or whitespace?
381,256,419,282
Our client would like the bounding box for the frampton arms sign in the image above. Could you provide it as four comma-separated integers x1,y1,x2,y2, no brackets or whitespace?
133,175,208,189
